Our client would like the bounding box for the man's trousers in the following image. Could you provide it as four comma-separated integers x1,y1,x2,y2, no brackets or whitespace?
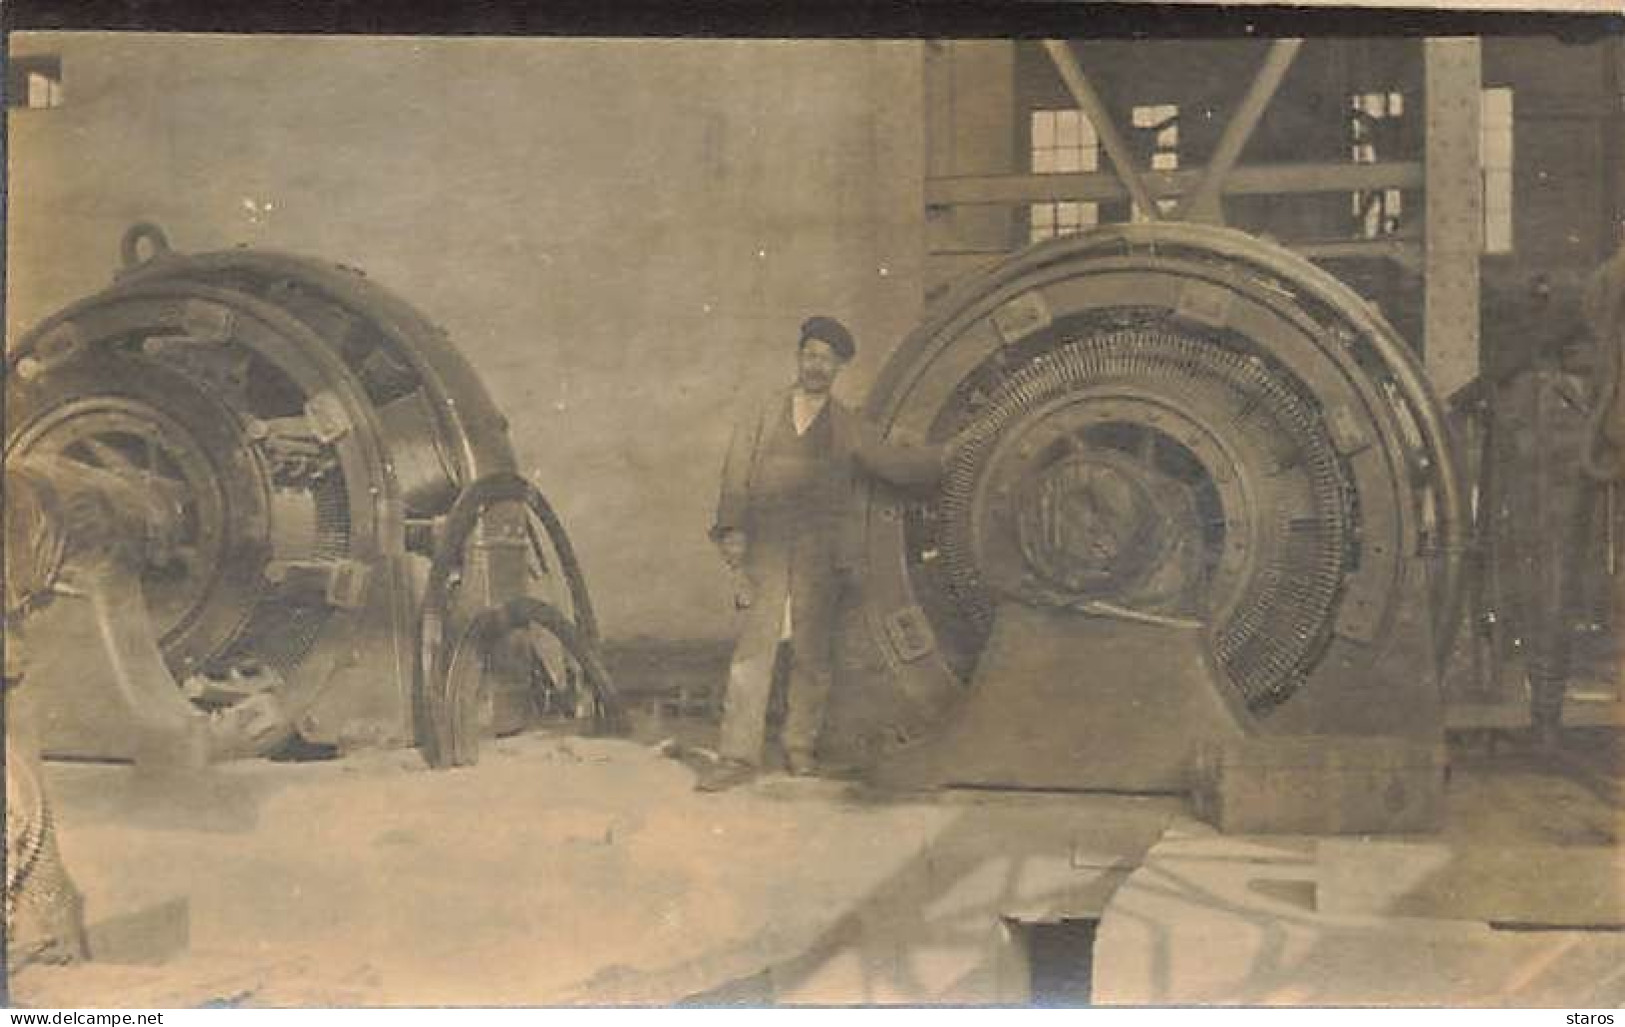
718,531,839,767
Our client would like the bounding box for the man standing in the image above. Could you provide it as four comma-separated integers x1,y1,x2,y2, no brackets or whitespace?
699,316,947,791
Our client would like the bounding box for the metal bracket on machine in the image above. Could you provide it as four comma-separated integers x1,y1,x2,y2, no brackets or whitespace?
15,570,215,771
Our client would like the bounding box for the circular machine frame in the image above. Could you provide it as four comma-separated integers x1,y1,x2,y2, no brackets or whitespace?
5,228,617,762
8,277,401,706
855,222,1464,735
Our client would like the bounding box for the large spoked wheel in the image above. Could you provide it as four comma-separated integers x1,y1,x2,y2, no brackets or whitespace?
416,473,625,769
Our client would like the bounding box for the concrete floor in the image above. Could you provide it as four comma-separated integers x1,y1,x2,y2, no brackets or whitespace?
1095,758,1625,1006
11,732,1177,1006
9,730,1623,1008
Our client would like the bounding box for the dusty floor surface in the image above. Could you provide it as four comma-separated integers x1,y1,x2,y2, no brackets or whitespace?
1094,751,1625,1006
9,731,1621,1008
11,733,1178,1007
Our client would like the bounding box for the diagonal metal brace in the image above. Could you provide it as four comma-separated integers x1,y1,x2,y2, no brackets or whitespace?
1181,39,1304,224
1041,40,1161,222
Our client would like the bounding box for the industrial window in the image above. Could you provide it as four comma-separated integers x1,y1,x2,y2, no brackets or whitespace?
1131,104,1180,172
1031,201,1098,242
1128,104,1179,221
1029,108,1100,243
1480,87,1514,255
1349,91,1405,239
7,56,63,109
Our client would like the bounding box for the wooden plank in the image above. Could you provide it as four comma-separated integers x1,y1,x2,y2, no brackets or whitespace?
925,236,1423,295
1191,736,1446,835
1295,237,1423,272
926,161,1426,207
1181,39,1304,224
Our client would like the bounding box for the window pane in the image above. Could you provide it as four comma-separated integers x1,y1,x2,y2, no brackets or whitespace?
1056,110,1081,149
1054,148,1081,174
1033,148,1056,174
1480,88,1515,171
1032,203,1055,229
1484,168,1513,253
1152,151,1179,171
1478,88,1515,255
1032,110,1055,150
9,57,64,110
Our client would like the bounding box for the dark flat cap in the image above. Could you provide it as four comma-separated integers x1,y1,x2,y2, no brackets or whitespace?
799,315,855,361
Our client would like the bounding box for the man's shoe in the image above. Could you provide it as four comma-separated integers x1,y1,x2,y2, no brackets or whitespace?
695,759,757,793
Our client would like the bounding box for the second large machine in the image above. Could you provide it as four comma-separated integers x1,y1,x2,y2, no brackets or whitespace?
829,222,1465,791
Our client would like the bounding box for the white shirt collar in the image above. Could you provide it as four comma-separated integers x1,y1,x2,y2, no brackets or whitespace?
790,389,829,436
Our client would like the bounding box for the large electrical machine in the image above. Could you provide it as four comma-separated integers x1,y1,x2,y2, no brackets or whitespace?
5,225,620,771
6,220,1470,793
832,222,1466,791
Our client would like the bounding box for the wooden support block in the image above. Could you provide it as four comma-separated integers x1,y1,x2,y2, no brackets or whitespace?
1190,735,1447,835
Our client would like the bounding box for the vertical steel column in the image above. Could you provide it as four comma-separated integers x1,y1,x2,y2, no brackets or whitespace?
1423,38,1483,399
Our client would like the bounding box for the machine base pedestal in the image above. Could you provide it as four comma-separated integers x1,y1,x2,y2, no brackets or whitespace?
14,575,211,771
1191,735,1447,834
871,603,1243,793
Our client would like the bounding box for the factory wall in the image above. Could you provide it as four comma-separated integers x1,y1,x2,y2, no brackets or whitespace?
5,33,928,642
